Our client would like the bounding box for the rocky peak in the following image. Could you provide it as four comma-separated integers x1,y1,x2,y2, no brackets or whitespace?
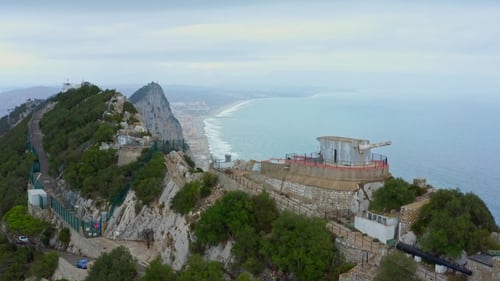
129,82,183,141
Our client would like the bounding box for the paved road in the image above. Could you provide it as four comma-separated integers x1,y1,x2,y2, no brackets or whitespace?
30,103,149,278
30,102,56,192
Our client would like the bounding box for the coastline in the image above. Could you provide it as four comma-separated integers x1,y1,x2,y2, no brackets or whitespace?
176,99,254,171
203,99,255,162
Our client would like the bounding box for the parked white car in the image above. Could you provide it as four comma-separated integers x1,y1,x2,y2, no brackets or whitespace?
17,235,29,244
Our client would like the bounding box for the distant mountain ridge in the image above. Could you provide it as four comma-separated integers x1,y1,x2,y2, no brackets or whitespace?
0,98,43,136
129,82,184,141
0,86,58,116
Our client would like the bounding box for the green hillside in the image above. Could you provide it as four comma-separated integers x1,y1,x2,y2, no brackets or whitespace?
0,117,32,217
39,84,140,200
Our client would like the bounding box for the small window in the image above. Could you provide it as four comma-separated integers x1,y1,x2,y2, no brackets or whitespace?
368,213,372,220
382,218,387,225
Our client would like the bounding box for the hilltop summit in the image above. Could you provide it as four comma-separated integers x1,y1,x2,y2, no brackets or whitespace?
129,82,183,141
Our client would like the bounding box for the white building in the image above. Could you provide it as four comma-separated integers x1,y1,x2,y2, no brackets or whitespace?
28,189,48,208
317,136,391,166
354,211,399,244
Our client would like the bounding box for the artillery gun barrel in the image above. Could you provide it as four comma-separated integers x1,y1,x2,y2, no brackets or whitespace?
358,141,392,151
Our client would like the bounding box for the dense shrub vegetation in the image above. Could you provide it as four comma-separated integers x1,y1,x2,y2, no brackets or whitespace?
30,252,58,280
133,151,166,205
140,257,177,281
85,246,137,281
370,177,416,212
179,254,223,281
0,110,58,280
40,84,110,175
261,212,336,281
374,251,420,281
193,191,352,280
0,233,59,280
3,205,51,236
171,172,218,214
412,189,500,258
38,84,144,200
0,233,34,280
0,117,33,217
58,227,71,246
171,181,201,214
65,147,133,200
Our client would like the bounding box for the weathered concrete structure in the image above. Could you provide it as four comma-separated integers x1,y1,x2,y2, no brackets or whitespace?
468,254,500,281
117,145,145,166
28,189,48,207
354,212,399,244
258,136,391,217
317,136,390,166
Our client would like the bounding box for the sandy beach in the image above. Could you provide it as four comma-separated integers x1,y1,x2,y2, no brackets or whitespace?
173,99,251,171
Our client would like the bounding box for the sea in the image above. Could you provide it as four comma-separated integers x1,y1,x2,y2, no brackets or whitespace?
204,92,500,224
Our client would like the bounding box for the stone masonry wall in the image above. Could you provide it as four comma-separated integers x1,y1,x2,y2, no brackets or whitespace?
264,177,355,214
261,161,388,182
467,258,500,281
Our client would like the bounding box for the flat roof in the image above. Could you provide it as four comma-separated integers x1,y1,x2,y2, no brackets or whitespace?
28,189,47,196
317,136,368,142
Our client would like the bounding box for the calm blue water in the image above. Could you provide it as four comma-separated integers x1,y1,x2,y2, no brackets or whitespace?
204,93,500,224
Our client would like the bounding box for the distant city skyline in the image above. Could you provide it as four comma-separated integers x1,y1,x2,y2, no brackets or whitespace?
1,0,499,100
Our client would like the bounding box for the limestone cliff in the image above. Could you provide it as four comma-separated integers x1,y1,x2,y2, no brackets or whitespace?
104,151,194,269
129,82,183,141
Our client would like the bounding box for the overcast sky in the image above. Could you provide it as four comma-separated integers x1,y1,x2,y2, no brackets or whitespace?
1,0,499,99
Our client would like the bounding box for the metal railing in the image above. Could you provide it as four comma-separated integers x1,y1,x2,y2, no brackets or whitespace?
279,152,388,170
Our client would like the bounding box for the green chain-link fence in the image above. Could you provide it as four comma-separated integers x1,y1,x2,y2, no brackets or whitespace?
28,135,188,236
50,196,82,232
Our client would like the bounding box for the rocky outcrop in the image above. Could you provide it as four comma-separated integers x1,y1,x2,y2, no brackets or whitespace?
129,82,183,141
103,151,194,270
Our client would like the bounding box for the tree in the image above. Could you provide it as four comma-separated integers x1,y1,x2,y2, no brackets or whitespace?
370,177,416,212
200,172,218,198
0,117,32,217
3,205,50,235
179,254,223,281
133,152,166,204
194,191,254,246
95,123,115,143
0,233,35,280
231,225,264,274
374,251,420,281
171,181,201,215
85,246,137,281
260,211,335,281
235,272,258,281
30,252,58,280
412,189,499,258
140,257,177,281
58,227,71,247
251,191,278,233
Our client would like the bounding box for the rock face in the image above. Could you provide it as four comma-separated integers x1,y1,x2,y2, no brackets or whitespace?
104,151,194,270
129,82,183,141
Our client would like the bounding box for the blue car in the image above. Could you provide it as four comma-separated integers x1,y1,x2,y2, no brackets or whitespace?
76,259,89,269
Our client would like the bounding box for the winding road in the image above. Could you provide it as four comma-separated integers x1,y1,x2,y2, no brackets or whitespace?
29,102,152,280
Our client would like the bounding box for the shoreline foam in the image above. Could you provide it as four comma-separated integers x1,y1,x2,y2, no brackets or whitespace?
203,99,254,161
